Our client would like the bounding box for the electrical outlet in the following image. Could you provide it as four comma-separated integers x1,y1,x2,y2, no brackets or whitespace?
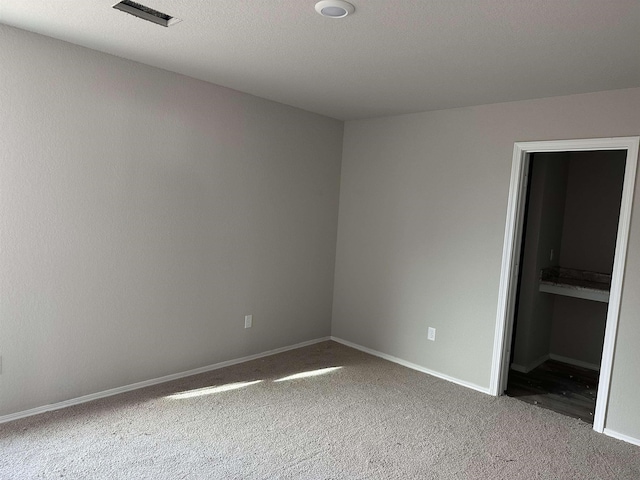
550,249,555,261
428,327,436,341
244,315,253,329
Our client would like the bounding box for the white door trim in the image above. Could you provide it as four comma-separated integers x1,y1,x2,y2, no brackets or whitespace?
490,136,639,434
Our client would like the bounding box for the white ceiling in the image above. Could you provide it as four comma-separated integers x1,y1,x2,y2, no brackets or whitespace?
1,0,639,120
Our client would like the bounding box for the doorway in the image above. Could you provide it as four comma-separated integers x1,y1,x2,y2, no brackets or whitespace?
505,150,625,424
490,137,640,434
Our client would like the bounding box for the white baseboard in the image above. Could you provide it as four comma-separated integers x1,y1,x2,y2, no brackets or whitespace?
603,428,640,447
510,354,600,373
509,364,527,373
0,336,331,425
330,336,490,395
510,354,550,374
549,354,600,371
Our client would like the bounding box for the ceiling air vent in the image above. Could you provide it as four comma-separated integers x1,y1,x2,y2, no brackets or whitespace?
113,1,182,27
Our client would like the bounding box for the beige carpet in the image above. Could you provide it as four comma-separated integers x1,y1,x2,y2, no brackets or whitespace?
1,341,639,479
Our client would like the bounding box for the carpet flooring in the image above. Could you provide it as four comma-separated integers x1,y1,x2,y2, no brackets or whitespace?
1,341,639,479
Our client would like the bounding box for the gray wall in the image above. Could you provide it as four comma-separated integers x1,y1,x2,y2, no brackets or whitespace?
550,151,626,366
333,87,640,439
559,151,626,273
0,25,343,417
549,298,608,367
511,154,568,371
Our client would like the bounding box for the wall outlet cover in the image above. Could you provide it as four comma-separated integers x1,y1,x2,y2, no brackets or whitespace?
244,315,253,329
428,327,436,341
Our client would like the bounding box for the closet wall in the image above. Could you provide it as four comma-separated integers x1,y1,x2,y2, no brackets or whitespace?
549,151,626,367
511,153,569,371
512,150,625,372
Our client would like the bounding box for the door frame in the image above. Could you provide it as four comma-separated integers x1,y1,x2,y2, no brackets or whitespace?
490,136,639,433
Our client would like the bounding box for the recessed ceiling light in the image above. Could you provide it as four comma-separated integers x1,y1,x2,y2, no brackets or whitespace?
315,1,355,18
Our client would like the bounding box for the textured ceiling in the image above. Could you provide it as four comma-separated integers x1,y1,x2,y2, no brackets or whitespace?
1,0,639,120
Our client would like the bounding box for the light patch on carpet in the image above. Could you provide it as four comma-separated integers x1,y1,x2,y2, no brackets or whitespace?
274,366,342,382
166,380,263,399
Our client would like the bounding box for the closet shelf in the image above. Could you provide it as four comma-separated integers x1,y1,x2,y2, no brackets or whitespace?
539,267,611,303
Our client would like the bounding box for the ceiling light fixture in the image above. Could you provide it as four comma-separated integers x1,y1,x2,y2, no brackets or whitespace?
315,0,355,18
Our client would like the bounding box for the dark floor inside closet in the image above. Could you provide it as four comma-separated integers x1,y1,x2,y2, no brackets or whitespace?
506,360,598,424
